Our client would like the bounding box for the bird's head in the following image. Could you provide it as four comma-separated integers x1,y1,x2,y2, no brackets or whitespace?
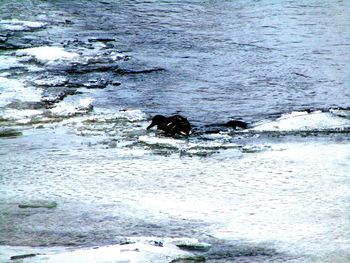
147,115,167,130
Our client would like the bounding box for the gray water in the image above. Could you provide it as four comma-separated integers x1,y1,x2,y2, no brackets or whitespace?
0,0,350,262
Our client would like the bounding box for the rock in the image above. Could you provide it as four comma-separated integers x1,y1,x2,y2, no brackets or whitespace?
88,37,115,43
174,239,211,252
18,201,57,209
65,63,120,74
0,129,22,138
170,255,206,262
10,254,37,260
41,88,78,106
115,67,164,75
176,243,211,252
82,79,109,89
7,101,46,110
0,36,8,42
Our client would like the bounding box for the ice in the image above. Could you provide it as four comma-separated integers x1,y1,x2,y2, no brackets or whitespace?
16,46,80,64
252,111,350,132
138,135,188,149
0,19,47,31
0,56,22,70
49,98,94,117
112,109,148,122
0,77,42,108
1,109,43,122
0,238,192,263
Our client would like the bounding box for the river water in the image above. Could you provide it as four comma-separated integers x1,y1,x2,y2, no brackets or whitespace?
0,0,349,262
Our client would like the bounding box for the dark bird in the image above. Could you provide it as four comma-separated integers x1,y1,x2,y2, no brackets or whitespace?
225,120,248,129
147,114,192,136
203,119,249,134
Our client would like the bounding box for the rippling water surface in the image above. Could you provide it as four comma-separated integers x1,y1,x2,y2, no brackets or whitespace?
0,0,349,262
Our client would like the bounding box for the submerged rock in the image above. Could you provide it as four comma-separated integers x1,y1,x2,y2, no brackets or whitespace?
10,253,37,260
170,255,206,262
41,88,78,106
18,201,57,209
88,37,115,43
173,239,211,252
0,41,31,50
176,243,211,252
7,101,46,110
115,67,164,75
65,63,120,74
0,129,22,138
0,35,8,42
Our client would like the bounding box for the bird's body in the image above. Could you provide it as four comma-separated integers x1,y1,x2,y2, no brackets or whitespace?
202,119,249,134
147,114,192,136
225,120,248,129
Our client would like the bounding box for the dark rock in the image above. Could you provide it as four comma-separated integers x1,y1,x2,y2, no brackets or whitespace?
88,37,115,43
146,240,163,247
65,63,120,74
154,241,163,247
0,129,22,138
7,101,46,110
111,81,121,86
82,79,110,89
0,43,21,50
170,255,206,263
292,72,311,78
41,88,77,106
119,240,136,245
115,67,164,75
10,254,37,260
18,201,57,209
0,36,8,42
176,243,211,252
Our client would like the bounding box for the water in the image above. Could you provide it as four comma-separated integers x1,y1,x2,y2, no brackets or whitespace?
0,0,349,262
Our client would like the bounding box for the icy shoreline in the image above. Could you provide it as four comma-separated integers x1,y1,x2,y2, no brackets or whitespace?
1,238,209,263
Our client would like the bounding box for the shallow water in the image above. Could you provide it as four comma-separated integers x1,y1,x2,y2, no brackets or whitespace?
0,0,350,262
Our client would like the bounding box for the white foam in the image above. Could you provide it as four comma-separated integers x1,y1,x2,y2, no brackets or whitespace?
199,132,231,140
16,46,80,64
138,135,188,148
0,77,42,107
1,109,43,122
82,108,147,125
113,109,148,122
49,98,93,117
33,76,68,87
0,56,22,70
